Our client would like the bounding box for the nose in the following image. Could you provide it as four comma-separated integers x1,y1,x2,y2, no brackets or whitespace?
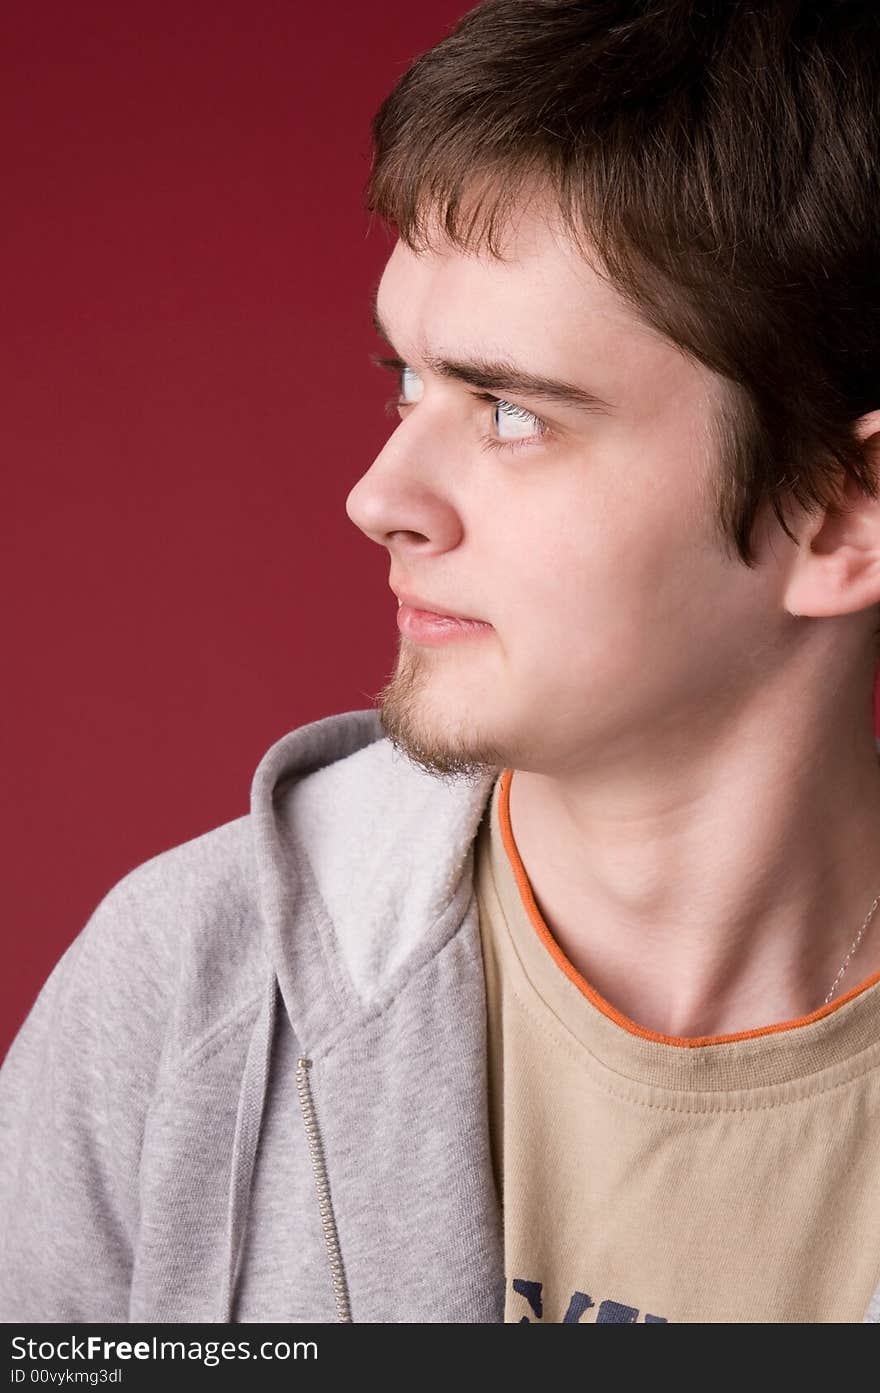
344,466,389,545
344,429,464,558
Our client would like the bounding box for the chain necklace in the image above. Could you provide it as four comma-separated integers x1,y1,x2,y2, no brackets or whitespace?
823,891,880,1006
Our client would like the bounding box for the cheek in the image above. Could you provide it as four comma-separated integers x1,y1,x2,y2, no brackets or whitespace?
482,399,719,643
505,485,718,664
587,419,718,588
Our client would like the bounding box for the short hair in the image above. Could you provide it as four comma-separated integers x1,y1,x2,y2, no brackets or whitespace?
364,0,880,655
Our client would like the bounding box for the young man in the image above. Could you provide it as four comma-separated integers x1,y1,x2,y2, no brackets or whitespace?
3,0,880,1324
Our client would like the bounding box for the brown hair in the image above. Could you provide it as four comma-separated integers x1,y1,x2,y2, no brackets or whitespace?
364,1,880,649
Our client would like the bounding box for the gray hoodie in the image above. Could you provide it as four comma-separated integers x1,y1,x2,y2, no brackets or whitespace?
0,707,503,1322
3,707,879,1323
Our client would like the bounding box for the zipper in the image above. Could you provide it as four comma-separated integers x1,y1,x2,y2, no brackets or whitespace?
295,1057,353,1322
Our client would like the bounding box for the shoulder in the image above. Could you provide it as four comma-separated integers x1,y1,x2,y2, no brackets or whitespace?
69,810,268,1077
1,810,267,1108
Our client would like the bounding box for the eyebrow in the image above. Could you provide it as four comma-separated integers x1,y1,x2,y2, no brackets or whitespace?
370,298,615,417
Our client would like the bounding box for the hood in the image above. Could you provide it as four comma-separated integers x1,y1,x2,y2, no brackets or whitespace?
219,707,501,1321
253,706,498,1034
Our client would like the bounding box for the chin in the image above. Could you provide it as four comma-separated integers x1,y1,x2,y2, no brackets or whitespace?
371,656,507,785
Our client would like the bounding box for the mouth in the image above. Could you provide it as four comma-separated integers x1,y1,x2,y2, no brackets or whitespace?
392,590,488,624
394,596,494,647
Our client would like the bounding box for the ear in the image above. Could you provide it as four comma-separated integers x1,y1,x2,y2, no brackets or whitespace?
783,410,880,621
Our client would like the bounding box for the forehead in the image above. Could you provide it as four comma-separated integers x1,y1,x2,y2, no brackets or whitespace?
373,199,731,452
377,212,641,337
375,209,692,408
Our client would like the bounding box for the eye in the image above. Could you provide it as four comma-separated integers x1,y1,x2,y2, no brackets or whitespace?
397,364,424,404
374,356,551,454
475,393,549,453
373,356,421,411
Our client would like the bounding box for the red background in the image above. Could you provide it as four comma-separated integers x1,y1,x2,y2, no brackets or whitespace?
4,3,879,1061
2,0,468,1059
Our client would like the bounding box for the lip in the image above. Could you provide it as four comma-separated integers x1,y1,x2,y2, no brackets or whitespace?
396,603,493,646
392,589,487,623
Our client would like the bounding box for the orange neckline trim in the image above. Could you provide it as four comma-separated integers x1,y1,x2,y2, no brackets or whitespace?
497,768,880,1049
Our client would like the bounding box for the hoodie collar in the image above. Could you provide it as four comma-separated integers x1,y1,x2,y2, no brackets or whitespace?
249,707,498,1055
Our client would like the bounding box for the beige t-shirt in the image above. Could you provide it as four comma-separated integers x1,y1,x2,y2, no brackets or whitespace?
474,768,880,1323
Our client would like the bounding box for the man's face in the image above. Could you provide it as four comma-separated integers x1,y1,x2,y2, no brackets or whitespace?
346,203,787,783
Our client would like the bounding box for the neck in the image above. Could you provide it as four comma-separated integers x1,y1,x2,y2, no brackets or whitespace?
506,692,880,1039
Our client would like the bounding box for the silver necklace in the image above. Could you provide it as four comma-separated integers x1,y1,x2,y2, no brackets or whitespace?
823,891,880,1005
